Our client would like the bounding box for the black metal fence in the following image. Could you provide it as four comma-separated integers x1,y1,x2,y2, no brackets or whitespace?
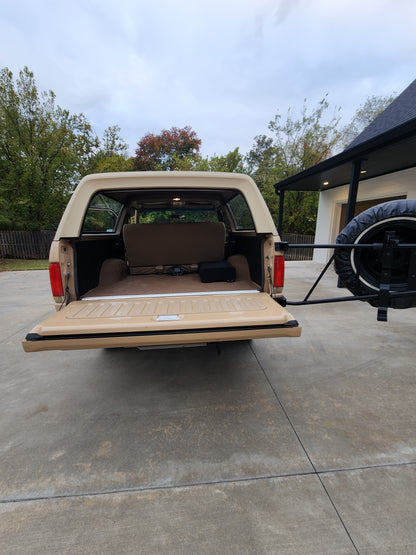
0,230,315,261
281,233,315,260
0,230,55,259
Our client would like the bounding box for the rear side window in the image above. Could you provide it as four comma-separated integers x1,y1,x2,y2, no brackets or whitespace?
226,193,255,230
82,193,124,233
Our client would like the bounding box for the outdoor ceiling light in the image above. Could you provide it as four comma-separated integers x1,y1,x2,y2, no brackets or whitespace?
323,181,329,186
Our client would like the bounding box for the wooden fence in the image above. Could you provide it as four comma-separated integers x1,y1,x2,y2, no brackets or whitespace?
281,233,315,261
0,230,316,261
0,230,55,259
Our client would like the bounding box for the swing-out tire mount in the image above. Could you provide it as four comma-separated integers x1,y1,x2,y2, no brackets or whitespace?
334,199,416,310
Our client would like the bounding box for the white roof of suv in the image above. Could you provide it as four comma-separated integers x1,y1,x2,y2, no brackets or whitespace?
55,171,278,238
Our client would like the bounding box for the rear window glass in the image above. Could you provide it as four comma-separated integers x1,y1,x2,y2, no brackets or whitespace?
226,194,255,230
82,193,124,233
137,209,219,224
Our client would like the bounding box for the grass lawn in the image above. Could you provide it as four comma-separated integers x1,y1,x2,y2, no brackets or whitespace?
0,259,49,271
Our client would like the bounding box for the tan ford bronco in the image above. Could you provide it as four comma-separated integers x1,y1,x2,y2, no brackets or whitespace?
23,171,301,352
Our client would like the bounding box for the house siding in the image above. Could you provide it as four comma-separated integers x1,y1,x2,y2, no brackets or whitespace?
314,167,416,263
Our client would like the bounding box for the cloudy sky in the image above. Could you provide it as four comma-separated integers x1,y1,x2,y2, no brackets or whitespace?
1,0,415,157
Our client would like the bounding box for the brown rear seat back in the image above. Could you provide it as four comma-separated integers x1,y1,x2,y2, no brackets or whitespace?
123,222,226,274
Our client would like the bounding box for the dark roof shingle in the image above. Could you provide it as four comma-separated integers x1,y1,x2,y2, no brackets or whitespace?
346,79,416,149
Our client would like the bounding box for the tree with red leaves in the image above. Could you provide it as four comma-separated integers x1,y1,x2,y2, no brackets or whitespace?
133,125,201,171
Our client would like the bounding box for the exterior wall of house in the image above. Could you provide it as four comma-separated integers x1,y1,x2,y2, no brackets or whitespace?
313,167,416,263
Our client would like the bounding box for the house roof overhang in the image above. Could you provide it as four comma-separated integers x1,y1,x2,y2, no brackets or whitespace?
274,118,416,193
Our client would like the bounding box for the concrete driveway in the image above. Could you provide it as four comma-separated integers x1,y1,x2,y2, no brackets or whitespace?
1,263,415,554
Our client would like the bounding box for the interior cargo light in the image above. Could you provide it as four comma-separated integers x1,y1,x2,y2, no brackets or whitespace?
49,263,64,297
273,256,285,288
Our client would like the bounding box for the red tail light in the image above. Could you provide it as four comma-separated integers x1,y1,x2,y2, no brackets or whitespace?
273,255,285,288
49,263,64,297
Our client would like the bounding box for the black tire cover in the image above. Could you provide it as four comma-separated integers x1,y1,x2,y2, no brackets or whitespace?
334,199,416,309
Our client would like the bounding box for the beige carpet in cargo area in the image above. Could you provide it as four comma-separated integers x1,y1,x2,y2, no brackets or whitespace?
83,273,260,299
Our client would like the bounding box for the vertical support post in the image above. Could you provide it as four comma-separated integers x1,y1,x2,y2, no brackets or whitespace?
338,158,362,288
277,190,285,237
345,159,362,224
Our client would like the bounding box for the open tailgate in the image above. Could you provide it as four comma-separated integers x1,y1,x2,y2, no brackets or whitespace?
22,291,301,352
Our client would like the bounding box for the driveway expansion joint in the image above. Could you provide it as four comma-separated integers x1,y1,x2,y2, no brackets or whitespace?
249,343,361,554
0,470,317,505
2,460,415,506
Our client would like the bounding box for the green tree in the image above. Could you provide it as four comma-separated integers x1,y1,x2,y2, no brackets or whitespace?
0,66,98,230
200,147,245,173
86,125,133,174
245,134,281,221
246,97,342,233
268,96,342,176
246,94,396,234
102,125,128,156
175,147,245,173
341,94,395,147
87,153,134,174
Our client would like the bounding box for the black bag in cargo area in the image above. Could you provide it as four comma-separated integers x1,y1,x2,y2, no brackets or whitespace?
199,261,236,283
